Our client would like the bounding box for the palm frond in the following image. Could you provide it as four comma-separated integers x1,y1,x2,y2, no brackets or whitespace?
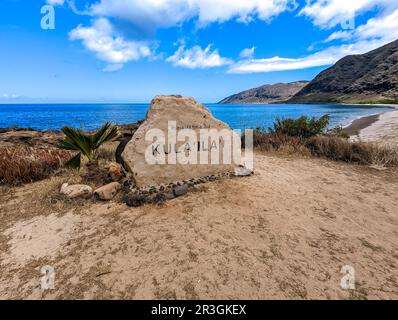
57,122,120,169
59,126,93,158
91,122,120,150
64,153,81,169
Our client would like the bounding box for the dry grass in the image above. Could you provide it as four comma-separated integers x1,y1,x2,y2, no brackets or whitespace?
0,169,95,228
245,131,311,157
306,136,398,167
0,142,118,187
0,146,74,185
245,130,398,168
94,144,117,163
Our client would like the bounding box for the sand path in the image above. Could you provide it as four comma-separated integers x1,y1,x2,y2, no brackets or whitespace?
1,154,397,299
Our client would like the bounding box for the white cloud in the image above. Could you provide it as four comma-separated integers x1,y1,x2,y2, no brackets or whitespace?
102,63,124,72
69,18,152,71
1,93,20,99
300,0,398,29
167,45,232,69
229,54,335,73
63,0,398,74
230,6,398,74
46,0,65,5
229,38,396,74
239,47,256,59
354,9,398,42
323,30,352,43
89,0,296,30
323,8,398,43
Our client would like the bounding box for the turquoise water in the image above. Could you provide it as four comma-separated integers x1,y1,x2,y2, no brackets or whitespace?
0,103,393,131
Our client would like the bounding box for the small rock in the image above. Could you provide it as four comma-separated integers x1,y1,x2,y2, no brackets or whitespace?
234,166,254,177
173,184,189,197
152,193,166,203
60,183,93,199
107,162,124,182
124,194,148,207
94,182,121,201
122,177,133,188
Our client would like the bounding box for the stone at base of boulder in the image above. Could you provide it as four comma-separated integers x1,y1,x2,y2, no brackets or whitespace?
94,182,121,201
106,162,125,182
173,184,188,197
124,192,175,207
122,170,254,207
124,194,148,207
60,183,93,199
234,166,254,176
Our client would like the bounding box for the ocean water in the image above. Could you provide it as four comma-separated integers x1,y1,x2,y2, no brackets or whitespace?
0,103,393,131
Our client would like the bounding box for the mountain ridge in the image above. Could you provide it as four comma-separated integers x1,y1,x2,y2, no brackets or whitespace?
287,39,398,104
219,39,398,105
219,81,309,104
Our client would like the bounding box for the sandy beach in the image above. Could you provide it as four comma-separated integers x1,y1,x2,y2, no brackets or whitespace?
345,106,398,145
355,109,398,145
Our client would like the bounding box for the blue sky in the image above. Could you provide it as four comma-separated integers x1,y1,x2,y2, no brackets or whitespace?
1,0,397,103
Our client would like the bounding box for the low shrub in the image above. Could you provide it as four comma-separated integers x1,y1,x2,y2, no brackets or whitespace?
0,146,74,184
268,115,330,139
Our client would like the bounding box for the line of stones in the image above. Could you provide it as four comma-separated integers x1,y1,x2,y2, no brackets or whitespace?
122,171,234,207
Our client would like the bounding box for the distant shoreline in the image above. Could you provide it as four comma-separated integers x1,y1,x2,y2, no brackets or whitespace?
343,114,381,136
1,104,396,140
350,109,398,145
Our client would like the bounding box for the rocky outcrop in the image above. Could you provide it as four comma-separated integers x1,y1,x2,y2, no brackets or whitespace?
0,128,63,149
219,81,309,104
287,39,398,104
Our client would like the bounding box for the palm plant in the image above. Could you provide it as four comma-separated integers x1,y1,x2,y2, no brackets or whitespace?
58,122,120,169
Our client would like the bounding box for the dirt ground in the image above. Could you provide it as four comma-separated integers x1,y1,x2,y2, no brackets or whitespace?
0,153,397,300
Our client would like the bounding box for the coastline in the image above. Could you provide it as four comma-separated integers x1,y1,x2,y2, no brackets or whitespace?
1,103,398,146
341,104,398,145
351,109,398,145
343,114,381,136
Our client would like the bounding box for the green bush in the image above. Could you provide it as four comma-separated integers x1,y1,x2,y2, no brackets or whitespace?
268,115,330,138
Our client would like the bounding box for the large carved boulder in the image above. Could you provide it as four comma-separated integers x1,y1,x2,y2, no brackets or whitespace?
122,95,239,187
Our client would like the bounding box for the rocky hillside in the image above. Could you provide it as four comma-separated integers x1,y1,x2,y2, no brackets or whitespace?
219,81,309,104
287,40,398,104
